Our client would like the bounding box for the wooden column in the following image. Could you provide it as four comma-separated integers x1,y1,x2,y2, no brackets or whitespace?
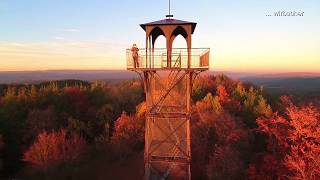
166,37,171,68
146,35,149,68
149,36,152,68
187,34,192,69
151,36,155,68
169,35,176,67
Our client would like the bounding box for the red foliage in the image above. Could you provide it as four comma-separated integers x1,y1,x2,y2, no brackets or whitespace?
252,103,320,179
216,85,242,113
247,153,285,180
111,112,144,155
257,114,290,155
216,85,230,103
207,145,245,180
192,108,250,179
225,99,242,114
64,87,89,114
280,95,294,107
284,105,320,179
23,129,86,170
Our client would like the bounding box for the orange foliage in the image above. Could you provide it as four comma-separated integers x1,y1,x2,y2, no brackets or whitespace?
136,102,147,119
285,105,320,179
111,112,144,155
216,85,230,103
257,114,290,154
23,129,86,170
217,84,242,113
195,93,223,114
254,103,320,179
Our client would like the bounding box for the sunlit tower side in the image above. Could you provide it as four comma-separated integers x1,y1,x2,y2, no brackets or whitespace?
127,15,210,179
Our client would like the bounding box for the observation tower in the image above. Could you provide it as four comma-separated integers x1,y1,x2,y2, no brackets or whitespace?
126,9,210,180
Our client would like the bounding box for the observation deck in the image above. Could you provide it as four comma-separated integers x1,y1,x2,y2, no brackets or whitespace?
127,48,210,71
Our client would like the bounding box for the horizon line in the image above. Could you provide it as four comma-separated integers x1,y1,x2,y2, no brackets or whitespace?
0,69,319,75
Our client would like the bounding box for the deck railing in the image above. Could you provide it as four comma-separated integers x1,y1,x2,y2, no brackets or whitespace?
127,48,210,69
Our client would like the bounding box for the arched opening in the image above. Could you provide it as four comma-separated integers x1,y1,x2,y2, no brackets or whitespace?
172,35,187,49
153,35,166,67
149,27,166,49
172,35,187,68
170,26,189,68
149,27,167,67
153,35,166,49
171,26,188,40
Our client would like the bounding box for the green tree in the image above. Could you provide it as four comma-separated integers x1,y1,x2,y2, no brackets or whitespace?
196,93,223,115
29,85,37,100
254,95,273,118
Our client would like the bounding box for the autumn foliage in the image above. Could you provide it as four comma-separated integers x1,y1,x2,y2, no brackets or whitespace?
192,75,320,179
192,81,251,179
111,105,145,156
0,77,319,179
253,99,320,180
23,129,86,170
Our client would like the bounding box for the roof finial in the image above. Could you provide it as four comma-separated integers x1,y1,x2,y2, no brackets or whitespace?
166,0,174,18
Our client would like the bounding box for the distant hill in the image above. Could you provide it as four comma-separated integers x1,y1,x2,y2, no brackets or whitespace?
0,70,286,84
1,70,320,97
0,70,138,84
241,76,320,96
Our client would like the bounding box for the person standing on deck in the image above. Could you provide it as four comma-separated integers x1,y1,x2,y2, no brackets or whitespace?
131,44,139,68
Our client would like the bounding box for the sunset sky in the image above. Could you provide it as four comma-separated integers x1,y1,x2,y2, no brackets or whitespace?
0,0,319,72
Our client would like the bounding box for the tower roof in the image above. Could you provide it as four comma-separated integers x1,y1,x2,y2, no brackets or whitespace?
140,18,197,34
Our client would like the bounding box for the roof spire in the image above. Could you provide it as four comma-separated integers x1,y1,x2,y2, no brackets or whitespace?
166,0,174,18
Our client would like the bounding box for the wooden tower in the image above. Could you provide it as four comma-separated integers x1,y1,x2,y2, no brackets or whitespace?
127,15,209,179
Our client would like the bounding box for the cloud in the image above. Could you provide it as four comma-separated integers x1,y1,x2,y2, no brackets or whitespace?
0,41,125,71
53,36,65,40
0,41,122,58
57,28,80,33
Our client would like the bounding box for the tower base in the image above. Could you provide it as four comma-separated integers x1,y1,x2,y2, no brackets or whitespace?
145,161,190,180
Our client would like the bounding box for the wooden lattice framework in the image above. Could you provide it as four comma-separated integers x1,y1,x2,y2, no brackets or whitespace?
127,18,209,180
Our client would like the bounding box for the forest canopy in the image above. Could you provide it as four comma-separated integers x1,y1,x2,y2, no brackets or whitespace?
0,75,319,180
